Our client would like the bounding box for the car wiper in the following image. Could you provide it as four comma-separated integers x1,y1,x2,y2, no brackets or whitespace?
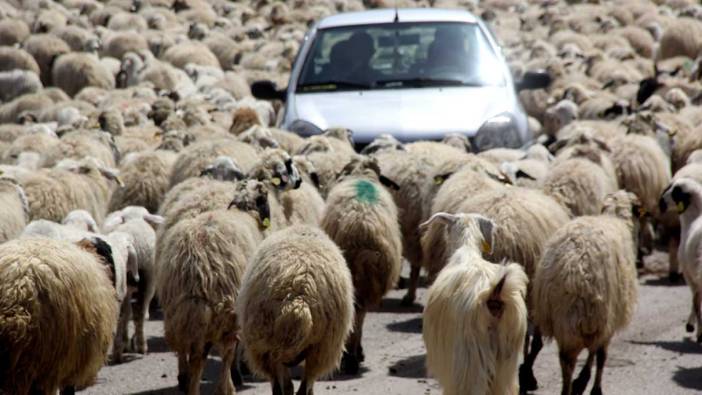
298,80,372,91
375,78,483,88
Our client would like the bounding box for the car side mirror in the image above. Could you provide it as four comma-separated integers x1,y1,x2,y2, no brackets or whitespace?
251,80,287,101
516,71,551,91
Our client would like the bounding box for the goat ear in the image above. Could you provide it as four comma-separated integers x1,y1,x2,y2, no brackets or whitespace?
419,212,457,231
476,215,495,255
379,175,400,190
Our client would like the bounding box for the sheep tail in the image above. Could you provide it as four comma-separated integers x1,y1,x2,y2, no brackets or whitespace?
275,296,313,365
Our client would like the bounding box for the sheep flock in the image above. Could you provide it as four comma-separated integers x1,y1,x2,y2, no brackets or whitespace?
1,0,702,393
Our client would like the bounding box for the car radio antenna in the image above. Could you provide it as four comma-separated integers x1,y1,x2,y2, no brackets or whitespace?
393,0,399,22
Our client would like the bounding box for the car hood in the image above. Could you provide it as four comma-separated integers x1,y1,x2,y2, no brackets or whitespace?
290,86,514,143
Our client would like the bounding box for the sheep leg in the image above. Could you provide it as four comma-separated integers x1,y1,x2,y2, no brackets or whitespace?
296,378,314,395
695,291,702,343
130,289,148,354
272,364,293,395
231,342,245,388
519,327,542,392
687,288,699,334
178,353,190,391
112,298,132,364
571,351,595,395
216,344,236,395
188,342,211,395
590,345,607,395
341,309,366,375
669,234,681,283
400,264,421,306
558,349,578,395
59,386,75,395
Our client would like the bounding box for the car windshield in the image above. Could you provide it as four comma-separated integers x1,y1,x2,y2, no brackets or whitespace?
297,21,505,93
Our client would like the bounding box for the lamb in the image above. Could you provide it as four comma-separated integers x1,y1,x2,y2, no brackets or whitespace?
0,174,29,243
103,206,163,356
0,237,119,394
532,191,640,395
321,156,402,374
422,212,528,395
660,178,702,342
157,179,270,395
237,225,354,395
0,70,42,103
51,53,116,97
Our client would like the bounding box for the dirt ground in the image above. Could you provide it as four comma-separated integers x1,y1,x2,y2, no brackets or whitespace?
81,252,702,395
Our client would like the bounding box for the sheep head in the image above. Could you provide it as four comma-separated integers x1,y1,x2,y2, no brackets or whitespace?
660,179,702,217
228,179,271,229
62,209,99,232
249,149,301,191
336,155,399,191
103,206,164,233
200,156,245,182
323,127,354,148
420,212,495,258
360,133,405,155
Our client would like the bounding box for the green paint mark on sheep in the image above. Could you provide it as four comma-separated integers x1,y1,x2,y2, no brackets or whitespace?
355,180,378,204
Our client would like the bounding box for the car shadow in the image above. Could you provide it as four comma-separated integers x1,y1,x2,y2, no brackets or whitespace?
386,317,422,333
673,366,702,390
388,354,427,378
629,338,702,354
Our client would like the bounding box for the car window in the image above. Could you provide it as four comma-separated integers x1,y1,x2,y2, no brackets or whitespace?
297,22,505,92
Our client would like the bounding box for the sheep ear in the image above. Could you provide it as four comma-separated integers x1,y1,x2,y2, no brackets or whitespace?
487,274,506,318
379,175,400,191
144,213,165,225
99,167,124,187
103,214,124,231
310,172,321,189
476,216,495,254
516,169,537,180
419,212,457,231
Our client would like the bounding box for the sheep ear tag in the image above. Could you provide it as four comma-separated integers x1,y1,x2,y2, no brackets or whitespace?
677,202,686,213
481,240,492,254
262,217,271,228
271,177,281,186
434,176,444,185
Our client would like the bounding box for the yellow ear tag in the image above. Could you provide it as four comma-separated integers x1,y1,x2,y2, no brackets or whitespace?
638,207,646,218
262,217,271,228
677,202,686,213
434,176,444,185
271,177,281,186
481,240,492,254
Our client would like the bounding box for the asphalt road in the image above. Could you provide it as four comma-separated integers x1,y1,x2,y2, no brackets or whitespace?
81,252,702,395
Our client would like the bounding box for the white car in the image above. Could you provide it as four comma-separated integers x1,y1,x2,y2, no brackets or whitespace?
252,8,550,150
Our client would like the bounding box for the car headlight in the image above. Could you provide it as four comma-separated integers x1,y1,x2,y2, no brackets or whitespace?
289,119,323,137
473,113,523,151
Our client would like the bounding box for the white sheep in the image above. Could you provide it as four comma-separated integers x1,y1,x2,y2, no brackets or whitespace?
0,70,42,103
422,212,528,395
533,191,640,395
237,225,354,395
0,174,29,243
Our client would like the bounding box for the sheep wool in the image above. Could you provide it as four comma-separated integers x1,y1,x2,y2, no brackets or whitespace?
237,225,354,395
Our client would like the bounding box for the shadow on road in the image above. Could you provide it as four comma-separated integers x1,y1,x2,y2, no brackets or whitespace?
375,297,423,314
386,317,422,333
146,336,170,353
388,354,427,378
673,366,702,390
629,338,702,354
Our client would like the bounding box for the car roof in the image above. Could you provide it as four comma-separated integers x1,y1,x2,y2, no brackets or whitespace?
317,8,479,29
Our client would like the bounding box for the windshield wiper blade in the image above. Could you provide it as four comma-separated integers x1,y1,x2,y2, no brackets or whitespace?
375,78,482,88
298,80,372,91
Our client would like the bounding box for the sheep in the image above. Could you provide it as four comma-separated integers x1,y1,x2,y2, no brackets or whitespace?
52,53,115,97
0,19,30,46
532,191,640,395
22,34,72,85
320,155,402,374
103,206,163,356
660,178,702,342
108,150,177,214
162,41,221,69
103,31,149,60
237,225,354,395
421,212,528,395
62,209,99,232
657,18,702,60
0,237,119,394
0,174,29,243
168,138,259,187
21,157,122,224
229,106,262,135
0,69,42,103
0,46,40,75
157,179,270,395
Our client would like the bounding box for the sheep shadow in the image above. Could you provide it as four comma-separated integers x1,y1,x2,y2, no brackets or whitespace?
673,366,702,390
642,276,686,287
629,338,702,354
388,354,427,378
386,317,422,333
375,297,423,314
322,366,371,381
146,335,170,353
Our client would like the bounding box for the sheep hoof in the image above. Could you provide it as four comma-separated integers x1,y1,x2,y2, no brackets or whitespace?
400,294,416,307
669,272,682,283
232,366,244,388
341,352,360,375
129,336,147,354
177,373,189,392
590,387,602,395
519,364,538,391
572,377,588,395
686,323,694,333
